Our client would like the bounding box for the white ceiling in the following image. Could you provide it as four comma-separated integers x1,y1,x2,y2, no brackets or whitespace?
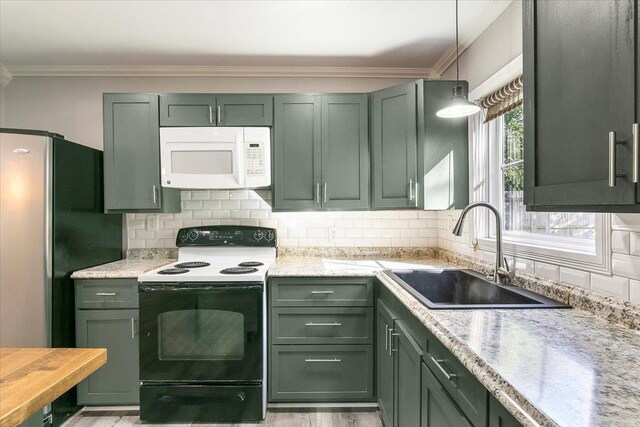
0,0,511,76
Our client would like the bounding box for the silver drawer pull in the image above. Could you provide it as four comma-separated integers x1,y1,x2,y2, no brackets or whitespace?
305,322,342,327
633,123,639,183
96,292,116,296
305,358,341,363
609,131,627,187
430,355,458,387
310,290,334,295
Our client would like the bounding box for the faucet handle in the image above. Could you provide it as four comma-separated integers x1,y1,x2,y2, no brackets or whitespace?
497,257,515,282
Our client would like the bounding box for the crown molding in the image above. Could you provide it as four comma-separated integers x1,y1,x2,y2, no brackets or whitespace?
431,0,514,77
5,64,437,79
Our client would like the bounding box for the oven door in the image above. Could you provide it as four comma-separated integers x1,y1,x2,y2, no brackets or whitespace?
160,127,245,189
138,282,262,383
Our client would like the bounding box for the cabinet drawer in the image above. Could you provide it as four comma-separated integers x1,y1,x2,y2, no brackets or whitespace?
270,278,373,307
270,345,374,402
75,279,138,309
424,333,487,426
272,307,373,345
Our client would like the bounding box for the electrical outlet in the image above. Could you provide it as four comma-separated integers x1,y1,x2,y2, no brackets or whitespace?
328,226,337,243
146,215,158,232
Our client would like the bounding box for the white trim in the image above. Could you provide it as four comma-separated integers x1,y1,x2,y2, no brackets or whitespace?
468,54,523,100
431,0,514,77
4,64,436,79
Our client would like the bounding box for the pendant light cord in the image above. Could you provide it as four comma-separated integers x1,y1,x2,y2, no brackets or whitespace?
455,0,459,83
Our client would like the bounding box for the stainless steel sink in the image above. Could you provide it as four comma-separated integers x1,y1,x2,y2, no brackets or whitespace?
386,269,570,309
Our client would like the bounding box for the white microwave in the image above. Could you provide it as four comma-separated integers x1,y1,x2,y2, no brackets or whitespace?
160,127,271,189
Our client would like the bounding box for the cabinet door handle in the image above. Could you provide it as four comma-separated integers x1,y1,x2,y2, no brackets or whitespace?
208,106,213,124
131,318,136,339
96,292,116,296
305,358,341,363
152,185,158,204
633,123,639,183
414,182,419,207
409,179,414,201
429,355,458,387
384,324,389,350
305,322,342,327
217,105,221,124
323,182,327,203
310,290,334,294
315,182,320,204
609,131,626,187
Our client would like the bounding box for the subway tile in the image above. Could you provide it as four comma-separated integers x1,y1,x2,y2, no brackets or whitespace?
611,231,630,254
409,219,430,229
398,211,420,219
410,238,430,247
559,267,590,289
212,210,230,219
230,210,250,219
371,219,391,229
135,230,155,239
241,199,261,209
190,190,210,200
612,253,640,280
128,219,146,230
229,190,249,199
202,200,222,209
381,229,402,238
630,280,640,305
161,219,183,229
182,220,202,227
590,273,629,301
535,262,560,282
611,213,640,231
180,191,191,200
514,257,535,275
200,219,221,226
209,190,230,200
128,239,145,249
221,200,241,209
250,210,269,219
192,210,212,219
344,229,363,238
182,200,202,210
307,229,327,238
630,232,640,256
391,238,412,247
362,229,382,237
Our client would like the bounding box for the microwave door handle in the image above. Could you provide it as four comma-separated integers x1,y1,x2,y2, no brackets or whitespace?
234,135,244,186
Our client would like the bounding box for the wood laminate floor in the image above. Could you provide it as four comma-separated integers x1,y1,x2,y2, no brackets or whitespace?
63,409,384,427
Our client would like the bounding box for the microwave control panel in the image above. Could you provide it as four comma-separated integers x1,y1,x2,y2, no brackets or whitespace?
245,142,265,176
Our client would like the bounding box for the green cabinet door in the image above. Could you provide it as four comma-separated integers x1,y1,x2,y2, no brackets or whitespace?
523,0,639,211
418,80,469,210
103,93,179,213
217,94,273,126
273,95,322,210
159,94,216,126
394,319,423,427
76,309,139,405
377,300,396,427
371,82,418,209
421,363,472,427
321,94,370,210
489,395,522,427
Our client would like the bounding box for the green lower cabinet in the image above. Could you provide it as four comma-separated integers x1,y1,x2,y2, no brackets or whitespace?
394,320,423,427
489,395,522,427
421,363,473,427
270,344,374,402
377,300,396,426
76,309,139,405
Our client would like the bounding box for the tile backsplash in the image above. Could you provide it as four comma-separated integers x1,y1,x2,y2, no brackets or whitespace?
127,190,439,249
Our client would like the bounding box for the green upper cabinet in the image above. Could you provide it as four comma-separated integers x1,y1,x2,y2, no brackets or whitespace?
103,93,180,213
217,94,273,126
159,94,273,126
418,80,469,210
273,94,369,211
523,0,640,212
159,94,217,126
371,82,419,209
273,94,322,210
321,95,369,210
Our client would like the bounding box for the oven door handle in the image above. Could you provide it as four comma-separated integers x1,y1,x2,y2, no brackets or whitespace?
139,284,263,292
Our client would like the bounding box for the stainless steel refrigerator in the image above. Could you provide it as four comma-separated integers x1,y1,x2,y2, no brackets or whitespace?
0,129,123,426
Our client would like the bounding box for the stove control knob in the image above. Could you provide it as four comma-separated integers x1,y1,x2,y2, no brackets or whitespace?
188,231,198,241
254,230,264,241
178,232,188,242
266,231,275,242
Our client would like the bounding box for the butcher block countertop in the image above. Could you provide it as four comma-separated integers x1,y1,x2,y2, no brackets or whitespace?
0,348,106,427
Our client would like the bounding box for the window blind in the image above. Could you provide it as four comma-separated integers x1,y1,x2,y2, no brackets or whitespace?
478,75,523,123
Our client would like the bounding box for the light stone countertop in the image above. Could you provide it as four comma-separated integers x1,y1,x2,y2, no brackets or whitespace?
70,253,640,426
70,258,175,279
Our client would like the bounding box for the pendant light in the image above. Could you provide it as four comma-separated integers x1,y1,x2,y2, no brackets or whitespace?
436,0,481,118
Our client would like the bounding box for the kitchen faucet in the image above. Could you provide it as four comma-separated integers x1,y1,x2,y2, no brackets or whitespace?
451,202,515,284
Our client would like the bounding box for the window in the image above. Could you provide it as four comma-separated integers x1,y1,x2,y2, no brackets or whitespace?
470,68,610,273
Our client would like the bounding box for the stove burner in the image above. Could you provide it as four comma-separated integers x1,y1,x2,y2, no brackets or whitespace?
238,261,264,267
175,261,210,269
158,267,189,275
220,267,259,275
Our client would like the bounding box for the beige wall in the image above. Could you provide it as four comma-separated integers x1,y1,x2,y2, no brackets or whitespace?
0,76,410,150
441,0,522,91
